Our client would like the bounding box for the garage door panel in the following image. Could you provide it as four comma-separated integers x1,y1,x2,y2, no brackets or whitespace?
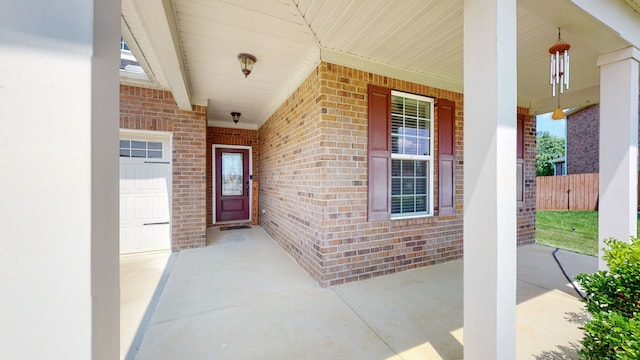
120,196,133,221
119,152,171,254
133,224,169,251
155,195,169,218
121,165,168,191
133,195,169,220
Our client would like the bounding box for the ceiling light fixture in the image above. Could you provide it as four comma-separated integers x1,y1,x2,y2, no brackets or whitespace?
237,53,256,78
549,28,571,120
231,112,241,124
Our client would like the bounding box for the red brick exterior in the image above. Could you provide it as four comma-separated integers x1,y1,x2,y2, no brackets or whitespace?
206,127,259,225
518,110,537,245
119,85,207,250
118,66,536,284
567,98,640,175
259,63,536,287
567,104,599,174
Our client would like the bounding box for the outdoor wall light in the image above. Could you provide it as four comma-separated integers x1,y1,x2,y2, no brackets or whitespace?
231,112,241,124
237,53,256,78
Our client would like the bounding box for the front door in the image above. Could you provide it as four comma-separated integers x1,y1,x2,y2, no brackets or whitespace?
215,147,250,222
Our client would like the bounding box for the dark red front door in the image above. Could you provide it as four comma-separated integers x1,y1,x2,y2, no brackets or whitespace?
215,148,250,222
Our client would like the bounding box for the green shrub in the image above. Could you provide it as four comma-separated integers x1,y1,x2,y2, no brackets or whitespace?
575,237,640,359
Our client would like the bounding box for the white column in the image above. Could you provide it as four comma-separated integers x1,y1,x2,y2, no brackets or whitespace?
463,0,517,359
597,47,640,269
0,1,120,359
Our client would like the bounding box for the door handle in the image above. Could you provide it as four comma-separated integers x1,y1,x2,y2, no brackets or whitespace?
143,221,170,226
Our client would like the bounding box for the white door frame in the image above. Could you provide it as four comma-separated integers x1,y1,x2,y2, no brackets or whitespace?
212,144,252,224
119,129,173,252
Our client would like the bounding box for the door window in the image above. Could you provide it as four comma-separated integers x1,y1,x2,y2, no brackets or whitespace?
221,152,244,196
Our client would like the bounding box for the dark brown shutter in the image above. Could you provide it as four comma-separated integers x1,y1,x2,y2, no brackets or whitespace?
437,99,455,216
368,85,391,221
517,115,525,204
517,116,524,158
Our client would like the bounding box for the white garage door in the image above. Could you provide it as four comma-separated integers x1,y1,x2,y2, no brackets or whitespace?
119,133,171,254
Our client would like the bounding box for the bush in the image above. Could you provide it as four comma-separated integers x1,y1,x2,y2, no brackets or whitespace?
575,237,640,359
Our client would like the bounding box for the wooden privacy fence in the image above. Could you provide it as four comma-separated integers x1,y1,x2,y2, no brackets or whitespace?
536,173,599,210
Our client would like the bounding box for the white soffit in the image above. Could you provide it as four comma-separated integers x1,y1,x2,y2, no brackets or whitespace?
173,0,320,126
298,0,464,92
121,0,639,126
625,0,640,14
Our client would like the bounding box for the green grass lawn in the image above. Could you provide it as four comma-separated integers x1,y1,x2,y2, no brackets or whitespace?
535,210,640,256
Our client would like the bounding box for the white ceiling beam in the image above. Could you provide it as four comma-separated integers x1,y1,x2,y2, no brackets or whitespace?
519,0,631,54
570,0,640,50
132,0,192,111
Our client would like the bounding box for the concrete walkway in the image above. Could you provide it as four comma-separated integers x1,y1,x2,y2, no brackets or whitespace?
123,226,597,359
120,250,174,360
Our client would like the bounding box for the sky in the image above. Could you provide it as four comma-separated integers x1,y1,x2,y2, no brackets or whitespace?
536,112,566,139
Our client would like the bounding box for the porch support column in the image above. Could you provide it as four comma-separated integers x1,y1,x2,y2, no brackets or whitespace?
463,0,517,359
0,0,120,359
597,47,640,269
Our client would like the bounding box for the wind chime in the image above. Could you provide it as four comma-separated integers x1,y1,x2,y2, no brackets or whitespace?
549,28,571,120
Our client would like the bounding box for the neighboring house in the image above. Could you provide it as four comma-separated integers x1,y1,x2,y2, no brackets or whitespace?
566,99,640,175
550,156,566,175
566,104,600,174
566,99,640,208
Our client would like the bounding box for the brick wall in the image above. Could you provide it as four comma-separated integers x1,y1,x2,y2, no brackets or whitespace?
206,127,259,225
518,110,537,246
258,67,326,281
120,85,207,250
567,104,599,174
567,98,640,175
259,63,536,286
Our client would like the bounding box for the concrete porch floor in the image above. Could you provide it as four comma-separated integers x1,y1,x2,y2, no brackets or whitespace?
122,226,597,359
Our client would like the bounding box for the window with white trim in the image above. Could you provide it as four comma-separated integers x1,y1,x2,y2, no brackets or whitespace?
390,91,434,217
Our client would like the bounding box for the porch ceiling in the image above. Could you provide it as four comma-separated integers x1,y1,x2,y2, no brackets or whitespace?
121,0,640,129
